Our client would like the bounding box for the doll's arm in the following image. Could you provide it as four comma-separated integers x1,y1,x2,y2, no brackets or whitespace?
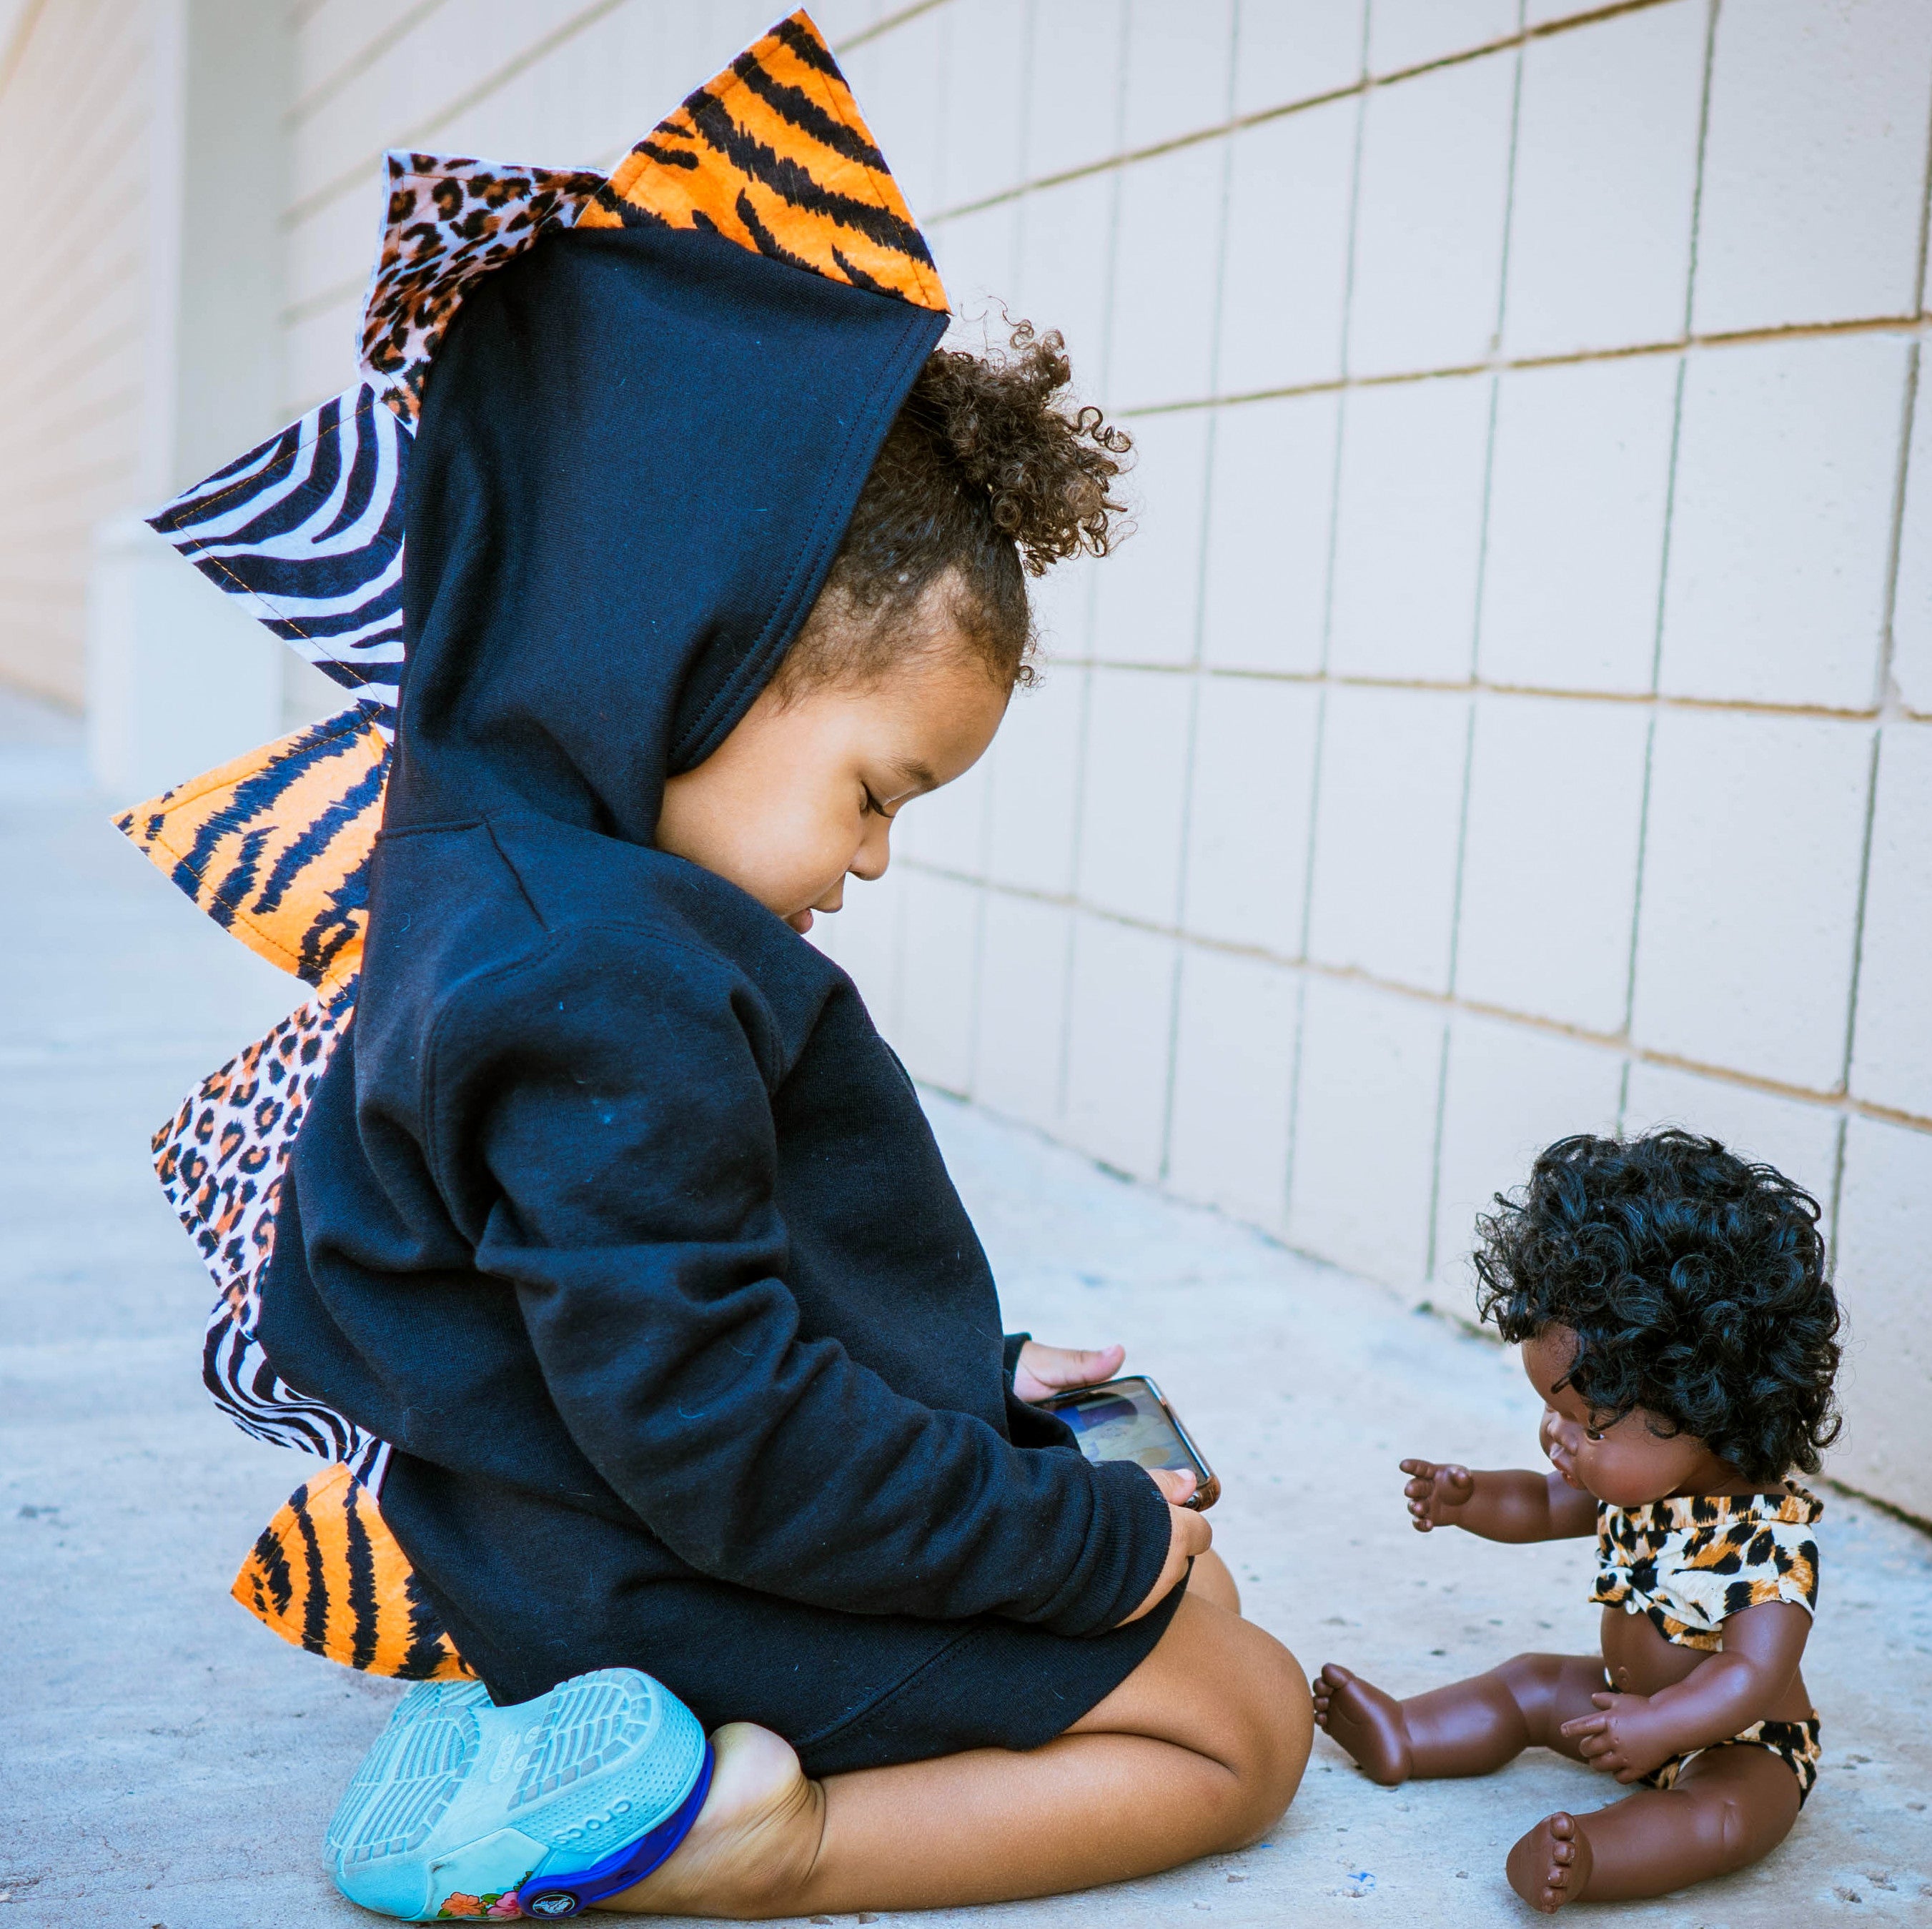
1402,1459,1599,1542
1560,1602,1812,1780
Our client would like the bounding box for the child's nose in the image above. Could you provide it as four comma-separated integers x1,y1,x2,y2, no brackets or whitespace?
849,818,891,883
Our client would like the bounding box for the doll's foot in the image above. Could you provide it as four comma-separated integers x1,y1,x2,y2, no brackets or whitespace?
1507,1810,1594,1913
608,1721,826,1915
1312,1664,1412,1786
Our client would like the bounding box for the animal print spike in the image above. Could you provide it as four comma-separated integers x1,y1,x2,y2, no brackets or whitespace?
360,152,605,422
580,9,949,313
115,706,389,994
234,1462,474,1680
146,385,412,734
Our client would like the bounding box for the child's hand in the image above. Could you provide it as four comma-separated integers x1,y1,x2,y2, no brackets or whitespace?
1014,1339,1125,1404
1560,1692,1676,1782
1400,1457,1476,1532
1118,1467,1212,1623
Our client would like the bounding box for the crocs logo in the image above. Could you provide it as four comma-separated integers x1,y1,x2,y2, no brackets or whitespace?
523,1890,580,1918
487,1735,520,1784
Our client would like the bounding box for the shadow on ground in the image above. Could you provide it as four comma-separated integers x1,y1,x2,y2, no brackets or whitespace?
4,693,1927,1928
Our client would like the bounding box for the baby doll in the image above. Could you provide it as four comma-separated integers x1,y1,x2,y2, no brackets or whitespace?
1314,1129,1841,1913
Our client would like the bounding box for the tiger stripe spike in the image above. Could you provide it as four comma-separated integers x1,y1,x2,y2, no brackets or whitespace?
114,707,390,996
581,9,949,314
232,1463,475,1682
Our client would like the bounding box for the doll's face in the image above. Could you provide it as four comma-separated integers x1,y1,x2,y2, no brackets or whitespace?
1522,1325,1750,1508
655,621,1007,933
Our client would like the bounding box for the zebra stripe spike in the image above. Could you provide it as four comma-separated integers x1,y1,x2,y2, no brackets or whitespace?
147,384,412,735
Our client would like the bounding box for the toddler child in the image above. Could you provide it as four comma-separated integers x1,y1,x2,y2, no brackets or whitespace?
1314,1129,1840,1912
259,167,1307,1928
128,24,1310,1917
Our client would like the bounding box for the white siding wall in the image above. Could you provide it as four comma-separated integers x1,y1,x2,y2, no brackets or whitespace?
802,0,1932,1521
0,1,162,703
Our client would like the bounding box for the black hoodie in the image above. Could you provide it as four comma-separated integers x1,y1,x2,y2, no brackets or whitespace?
257,220,1178,1770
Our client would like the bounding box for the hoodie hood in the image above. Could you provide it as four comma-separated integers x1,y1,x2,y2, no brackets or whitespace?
120,9,950,1003
392,219,944,849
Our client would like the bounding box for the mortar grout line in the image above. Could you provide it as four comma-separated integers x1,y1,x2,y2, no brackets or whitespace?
1682,0,1721,339
287,0,452,128
1155,69,1237,1189
886,860,1932,1138
839,0,954,54
1837,730,1886,1102
1825,1111,1850,1264
920,0,1683,227
279,0,631,231
1049,662,1909,726
1102,313,1932,419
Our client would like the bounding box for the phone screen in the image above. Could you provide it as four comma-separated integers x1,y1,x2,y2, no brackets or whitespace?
1043,1375,1217,1507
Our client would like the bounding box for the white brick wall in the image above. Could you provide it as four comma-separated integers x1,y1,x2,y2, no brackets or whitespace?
809,0,1932,1522
9,1,1923,1517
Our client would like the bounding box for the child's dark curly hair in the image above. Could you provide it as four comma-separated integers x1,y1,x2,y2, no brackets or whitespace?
776,319,1131,695
1472,1130,1841,1484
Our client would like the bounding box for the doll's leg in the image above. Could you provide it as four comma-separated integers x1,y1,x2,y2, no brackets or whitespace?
1507,1742,1803,1912
1314,1654,1607,1785
608,1589,1308,1918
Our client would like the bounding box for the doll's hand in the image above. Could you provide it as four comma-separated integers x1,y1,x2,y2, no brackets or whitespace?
1560,1692,1677,1782
1400,1457,1476,1532
1117,1466,1211,1624
1014,1339,1125,1404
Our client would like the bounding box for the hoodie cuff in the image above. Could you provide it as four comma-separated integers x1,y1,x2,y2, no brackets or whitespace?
1002,1332,1032,1383
1029,1454,1178,1637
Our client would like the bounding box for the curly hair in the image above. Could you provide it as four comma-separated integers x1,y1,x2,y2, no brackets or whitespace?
774,319,1131,696
1472,1130,1841,1484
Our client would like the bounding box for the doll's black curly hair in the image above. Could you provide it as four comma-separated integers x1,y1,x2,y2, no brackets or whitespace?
1472,1130,1841,1484
776,318,1131,696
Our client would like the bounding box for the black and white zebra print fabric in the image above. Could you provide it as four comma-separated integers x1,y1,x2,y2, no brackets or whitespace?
147,383,412,736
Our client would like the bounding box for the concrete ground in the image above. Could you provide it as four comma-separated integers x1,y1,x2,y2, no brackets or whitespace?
4,687,1929,1929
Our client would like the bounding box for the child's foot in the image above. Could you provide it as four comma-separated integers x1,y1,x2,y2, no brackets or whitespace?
609,1720,825,1916
326,1668,710,1920
1312,1664,1413,1786
1507,1810,1593,1913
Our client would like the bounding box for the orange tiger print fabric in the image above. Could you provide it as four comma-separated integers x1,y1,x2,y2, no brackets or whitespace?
114,708,389,1001
234,1462,474,1681
581,10,948,314
1592,1487,1823,1651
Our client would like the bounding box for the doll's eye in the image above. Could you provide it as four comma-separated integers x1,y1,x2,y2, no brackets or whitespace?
1585,1428,1605,1442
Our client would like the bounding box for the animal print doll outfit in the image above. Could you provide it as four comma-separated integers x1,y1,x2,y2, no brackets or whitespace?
1592,1488,1823,1802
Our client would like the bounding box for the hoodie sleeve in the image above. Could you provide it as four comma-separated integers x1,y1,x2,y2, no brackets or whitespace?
422,922,1174,1637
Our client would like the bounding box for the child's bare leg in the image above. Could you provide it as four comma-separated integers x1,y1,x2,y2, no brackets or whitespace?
1314,1653,1605,1784
1187,1547,1241,1614
1507,1743,1802,1913
610,1590,1309,1918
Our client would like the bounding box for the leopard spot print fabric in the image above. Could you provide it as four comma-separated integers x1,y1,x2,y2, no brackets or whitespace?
1592,1488,1823,1652
360,152,606,421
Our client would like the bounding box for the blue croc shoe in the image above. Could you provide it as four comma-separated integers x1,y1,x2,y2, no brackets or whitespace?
325,1668,712,1920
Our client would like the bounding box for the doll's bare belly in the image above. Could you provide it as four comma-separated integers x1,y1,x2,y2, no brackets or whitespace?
1599,1607,1814,1721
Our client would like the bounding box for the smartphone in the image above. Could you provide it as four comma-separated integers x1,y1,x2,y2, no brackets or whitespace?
1040,1374,1221,1511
